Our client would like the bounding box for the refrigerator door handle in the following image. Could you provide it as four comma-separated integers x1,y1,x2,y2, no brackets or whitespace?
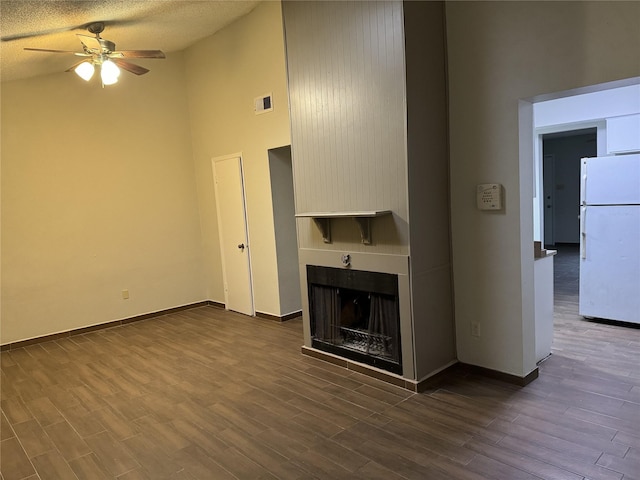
581,166,587,206
580,206,587,259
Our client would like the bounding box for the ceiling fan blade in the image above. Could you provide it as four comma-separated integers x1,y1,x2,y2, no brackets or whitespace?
64,60,91,73
110,50,166,59
77,34,102,52
111,59,150,76
24,48,90,57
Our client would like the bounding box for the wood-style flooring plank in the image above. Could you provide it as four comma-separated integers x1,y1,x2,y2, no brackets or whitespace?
1,397,34,425
0,411,15,441
353,460,414,480
44,419,91,461
289,409,346,438
465,452,544,480
23,397,64,428
496,434,624,480
30,450,77,480
201,445,266,479
121,433,184,478
68,453,112,480
0,437,36,480
83,431,140,477
464,437,584,480
289,448,355,479
171,444,237,480
306,437,370,473
487,417,607,462
597,449,640,479
11,419,54,459
511,413,629,457
1,260,639,480
332,424,445,480
357,416,476,465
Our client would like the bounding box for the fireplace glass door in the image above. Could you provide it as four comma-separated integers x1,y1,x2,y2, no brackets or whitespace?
307,266,402,374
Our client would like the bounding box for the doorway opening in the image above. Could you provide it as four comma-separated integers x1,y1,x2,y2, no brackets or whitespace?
268,145,302,317
529,80,640,327
542,129,597,249
541,129,597,301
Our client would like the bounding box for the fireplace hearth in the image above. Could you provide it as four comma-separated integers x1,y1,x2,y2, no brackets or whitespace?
307,265,402,374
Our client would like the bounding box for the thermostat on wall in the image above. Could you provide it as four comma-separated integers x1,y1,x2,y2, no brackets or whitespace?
477,183,503,210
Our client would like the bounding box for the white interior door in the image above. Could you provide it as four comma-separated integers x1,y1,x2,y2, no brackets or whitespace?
213,155,254,316
543,154,555,246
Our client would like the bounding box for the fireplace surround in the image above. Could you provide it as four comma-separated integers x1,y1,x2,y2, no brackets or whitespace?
286,1,457,391
307,265,402,374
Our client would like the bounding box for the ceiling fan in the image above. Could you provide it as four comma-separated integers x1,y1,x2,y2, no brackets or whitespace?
24,22,165,86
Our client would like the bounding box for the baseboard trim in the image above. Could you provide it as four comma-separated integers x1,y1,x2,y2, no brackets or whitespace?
414,363,460,393
206,300,225,310
301,347,462,392
256,310,302,322
300,346,539,391
1,300,223,351
457,362,539,387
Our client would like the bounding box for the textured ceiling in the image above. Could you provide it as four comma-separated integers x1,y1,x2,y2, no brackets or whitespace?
0,0,261,82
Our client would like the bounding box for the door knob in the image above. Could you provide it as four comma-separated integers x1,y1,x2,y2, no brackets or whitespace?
237,243,245,251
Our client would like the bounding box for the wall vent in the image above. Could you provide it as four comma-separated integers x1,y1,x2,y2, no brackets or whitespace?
254,93,273,115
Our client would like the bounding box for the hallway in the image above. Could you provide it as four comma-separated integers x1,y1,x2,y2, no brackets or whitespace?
552,243,580,300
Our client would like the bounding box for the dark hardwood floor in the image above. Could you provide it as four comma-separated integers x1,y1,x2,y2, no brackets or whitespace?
2,259,639,479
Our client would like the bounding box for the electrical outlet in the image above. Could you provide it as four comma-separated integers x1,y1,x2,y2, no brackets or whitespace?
122,289,130,300
471,321,481,337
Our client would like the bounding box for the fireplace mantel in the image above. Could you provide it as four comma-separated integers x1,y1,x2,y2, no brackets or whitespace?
295,210,392,245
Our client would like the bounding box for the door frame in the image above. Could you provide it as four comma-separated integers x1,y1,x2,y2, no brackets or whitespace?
212,153,255,316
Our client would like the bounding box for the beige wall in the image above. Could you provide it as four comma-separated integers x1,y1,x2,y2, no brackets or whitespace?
1,2,296,344
1,54,206,344
446,1,640,376
183,1,292,316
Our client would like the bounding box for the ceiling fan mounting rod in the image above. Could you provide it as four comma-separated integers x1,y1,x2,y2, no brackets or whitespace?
87,22,105,36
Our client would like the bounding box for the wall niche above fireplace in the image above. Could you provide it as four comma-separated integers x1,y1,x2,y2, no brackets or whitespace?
295,211,392,245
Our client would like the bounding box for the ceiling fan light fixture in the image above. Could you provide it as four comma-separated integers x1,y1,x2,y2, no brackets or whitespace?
24,24,165,85
101,60,120,85
74,61,95,81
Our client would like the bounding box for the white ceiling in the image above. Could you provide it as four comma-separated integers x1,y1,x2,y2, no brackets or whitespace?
0,0,261,82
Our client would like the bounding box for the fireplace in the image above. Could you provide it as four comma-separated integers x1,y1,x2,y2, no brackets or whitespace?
307,265,402,374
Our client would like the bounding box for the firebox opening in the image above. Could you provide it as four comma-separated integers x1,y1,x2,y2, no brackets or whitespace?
307,265,402,375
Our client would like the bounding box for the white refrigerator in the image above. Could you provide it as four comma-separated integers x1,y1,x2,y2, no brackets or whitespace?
579,154,640,324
